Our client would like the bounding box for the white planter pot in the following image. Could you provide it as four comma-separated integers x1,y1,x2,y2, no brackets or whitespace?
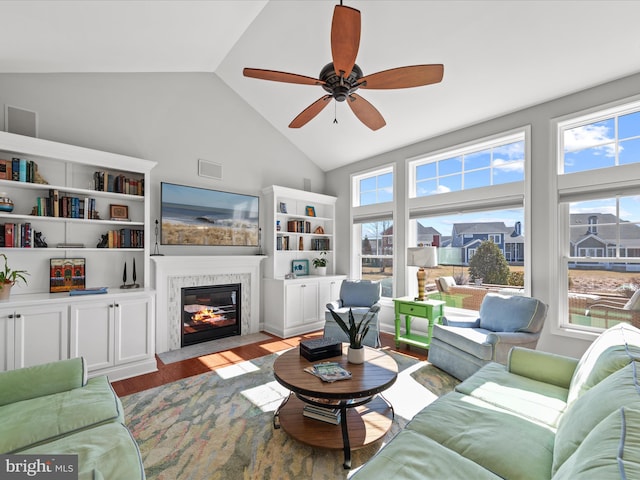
347,346,365,364
315,266,327,276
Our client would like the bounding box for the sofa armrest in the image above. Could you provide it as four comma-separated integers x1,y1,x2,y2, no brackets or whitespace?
0,357,87,407
507,347,578,389
326,300,342,311
442,316,480,328
485,331,539,346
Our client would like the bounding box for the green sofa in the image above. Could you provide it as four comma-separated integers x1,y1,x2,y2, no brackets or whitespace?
0,357,144,480
353,322,640,479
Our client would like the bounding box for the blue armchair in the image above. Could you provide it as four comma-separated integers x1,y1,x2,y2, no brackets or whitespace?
428,293,548,380
324,280,382,348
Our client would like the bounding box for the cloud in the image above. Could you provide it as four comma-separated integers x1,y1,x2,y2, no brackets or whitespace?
493,158,524,172
564,124,616,157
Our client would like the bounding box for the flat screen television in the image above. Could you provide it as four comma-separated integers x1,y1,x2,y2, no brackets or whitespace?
161,182,259,246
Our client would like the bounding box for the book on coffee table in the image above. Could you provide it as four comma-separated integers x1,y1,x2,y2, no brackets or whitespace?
310,362,352,382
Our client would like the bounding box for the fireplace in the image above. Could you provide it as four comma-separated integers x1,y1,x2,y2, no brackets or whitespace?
181,283,241,346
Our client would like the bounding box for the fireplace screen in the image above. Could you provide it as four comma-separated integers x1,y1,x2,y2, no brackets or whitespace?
181,283,241,346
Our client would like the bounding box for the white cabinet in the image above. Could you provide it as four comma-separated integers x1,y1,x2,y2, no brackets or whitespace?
263,275,346,338
70,292,155,381
262,185,337,279
0,303,69,370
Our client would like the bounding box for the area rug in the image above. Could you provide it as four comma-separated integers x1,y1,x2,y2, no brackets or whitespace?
121,350,459,480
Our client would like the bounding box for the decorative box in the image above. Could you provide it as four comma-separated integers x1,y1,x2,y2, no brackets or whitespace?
299,337,342,362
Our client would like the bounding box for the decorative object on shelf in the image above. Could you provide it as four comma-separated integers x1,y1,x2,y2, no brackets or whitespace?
0,253,28,300
298,236,304,251
109,204,129,221
312,251,328,276
328,307,377,364
314,225,325,234
257,227,263,255
276,220,281,231
407,245,438,301
306,205,316,217
50,258,85,293
151,219,163,256
96,234,108,248
34,231,47,248
279,202,287,214
291,259,309,276
0,193,14,212
120,259,140,289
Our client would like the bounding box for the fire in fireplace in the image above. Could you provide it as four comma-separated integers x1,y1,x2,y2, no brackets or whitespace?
181,283,241,346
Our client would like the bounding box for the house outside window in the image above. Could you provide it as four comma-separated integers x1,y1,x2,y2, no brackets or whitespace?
557,99,640,332
359,220,394,298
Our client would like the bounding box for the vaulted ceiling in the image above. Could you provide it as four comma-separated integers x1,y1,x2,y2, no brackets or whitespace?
2,1,640,171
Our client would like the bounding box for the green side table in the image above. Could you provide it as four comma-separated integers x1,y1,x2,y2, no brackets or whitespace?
393,297,445,349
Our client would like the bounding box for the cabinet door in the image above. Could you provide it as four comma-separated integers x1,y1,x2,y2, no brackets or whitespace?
284,284,305,328
301,282,319,324
14,304,69,369
114,295,153,365
70,301,115,371
0,309,15,371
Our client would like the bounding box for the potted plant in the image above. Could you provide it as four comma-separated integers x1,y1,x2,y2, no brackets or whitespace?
328,307,377,364
0,253,28,301
312,251,328,276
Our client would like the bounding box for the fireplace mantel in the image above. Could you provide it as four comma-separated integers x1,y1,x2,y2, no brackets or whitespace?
152,255,265,352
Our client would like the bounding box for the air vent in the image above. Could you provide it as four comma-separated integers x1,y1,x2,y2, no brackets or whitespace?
198,159,222,180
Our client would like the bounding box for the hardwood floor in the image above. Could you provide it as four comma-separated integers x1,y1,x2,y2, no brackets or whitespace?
111,331,428,397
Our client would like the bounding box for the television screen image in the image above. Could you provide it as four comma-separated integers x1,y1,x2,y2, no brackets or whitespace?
161,183,259,246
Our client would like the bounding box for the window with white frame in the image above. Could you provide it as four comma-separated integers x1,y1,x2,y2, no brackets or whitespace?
558,99,640,331
352,166,395,297
408,129,529,299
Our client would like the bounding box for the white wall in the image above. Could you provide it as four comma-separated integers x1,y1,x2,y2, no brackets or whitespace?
326,71,640,359
0,72,325,257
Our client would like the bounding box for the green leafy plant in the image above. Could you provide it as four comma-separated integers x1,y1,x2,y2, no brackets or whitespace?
312,251,328,268
328,307,376,349
0,253,28,290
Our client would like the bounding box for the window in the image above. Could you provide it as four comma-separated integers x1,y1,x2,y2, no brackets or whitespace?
358,220,394,298
557,99,640,332
412,135,524,197
353,167,393,206
560,101,640,174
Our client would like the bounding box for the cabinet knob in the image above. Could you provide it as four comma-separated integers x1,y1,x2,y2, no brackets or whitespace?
15,314,21,319
8,314,13,319
115,304,119,308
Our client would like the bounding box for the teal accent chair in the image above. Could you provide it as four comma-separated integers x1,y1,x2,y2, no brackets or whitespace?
429,293,548,380
324,280,382,347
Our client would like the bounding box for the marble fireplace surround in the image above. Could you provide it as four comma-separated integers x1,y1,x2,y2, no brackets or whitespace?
152,256,265,353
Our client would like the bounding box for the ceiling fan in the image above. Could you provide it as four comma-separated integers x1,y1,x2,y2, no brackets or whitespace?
243,1,444,131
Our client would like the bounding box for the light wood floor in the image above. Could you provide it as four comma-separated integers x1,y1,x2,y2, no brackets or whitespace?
111,331,428,397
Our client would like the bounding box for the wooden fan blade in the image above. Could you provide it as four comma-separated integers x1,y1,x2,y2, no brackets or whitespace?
331,5,360,78
289,95,332,128
347,94,386,131
243,68,324,86
359,64,444,89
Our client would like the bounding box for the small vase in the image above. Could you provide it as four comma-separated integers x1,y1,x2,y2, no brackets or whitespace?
316,266,327,276
0,282,13,301
347,346,365,364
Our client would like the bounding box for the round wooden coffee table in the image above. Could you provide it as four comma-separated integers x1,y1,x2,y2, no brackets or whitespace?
273,344,398,469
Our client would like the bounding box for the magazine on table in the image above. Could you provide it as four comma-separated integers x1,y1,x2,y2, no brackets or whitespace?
306,361,352,382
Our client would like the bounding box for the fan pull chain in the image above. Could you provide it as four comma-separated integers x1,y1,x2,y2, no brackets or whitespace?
333,102,338,124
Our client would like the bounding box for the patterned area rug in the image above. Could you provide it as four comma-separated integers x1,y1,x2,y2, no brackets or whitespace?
121,350,459,480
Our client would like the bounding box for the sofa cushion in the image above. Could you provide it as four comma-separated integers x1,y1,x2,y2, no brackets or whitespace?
351,429,501,480
567,323,640,405
407,392,555,480
432,324,494,361
478,293,547,333
21,422,145,480
552,407,640,480
553,361,640,473
438,276,456,293
456,362,569,427
339,280,380,307
1,376,122,453
0,357,86,407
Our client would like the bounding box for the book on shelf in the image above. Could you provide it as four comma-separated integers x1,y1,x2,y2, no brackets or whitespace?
69,287,108,296
305,362,352,383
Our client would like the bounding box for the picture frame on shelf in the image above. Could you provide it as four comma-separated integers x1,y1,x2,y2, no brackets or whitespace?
109,204,129,220
279,202,288,214
292,259,309,276
306,205,316,217
50,258,86,293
